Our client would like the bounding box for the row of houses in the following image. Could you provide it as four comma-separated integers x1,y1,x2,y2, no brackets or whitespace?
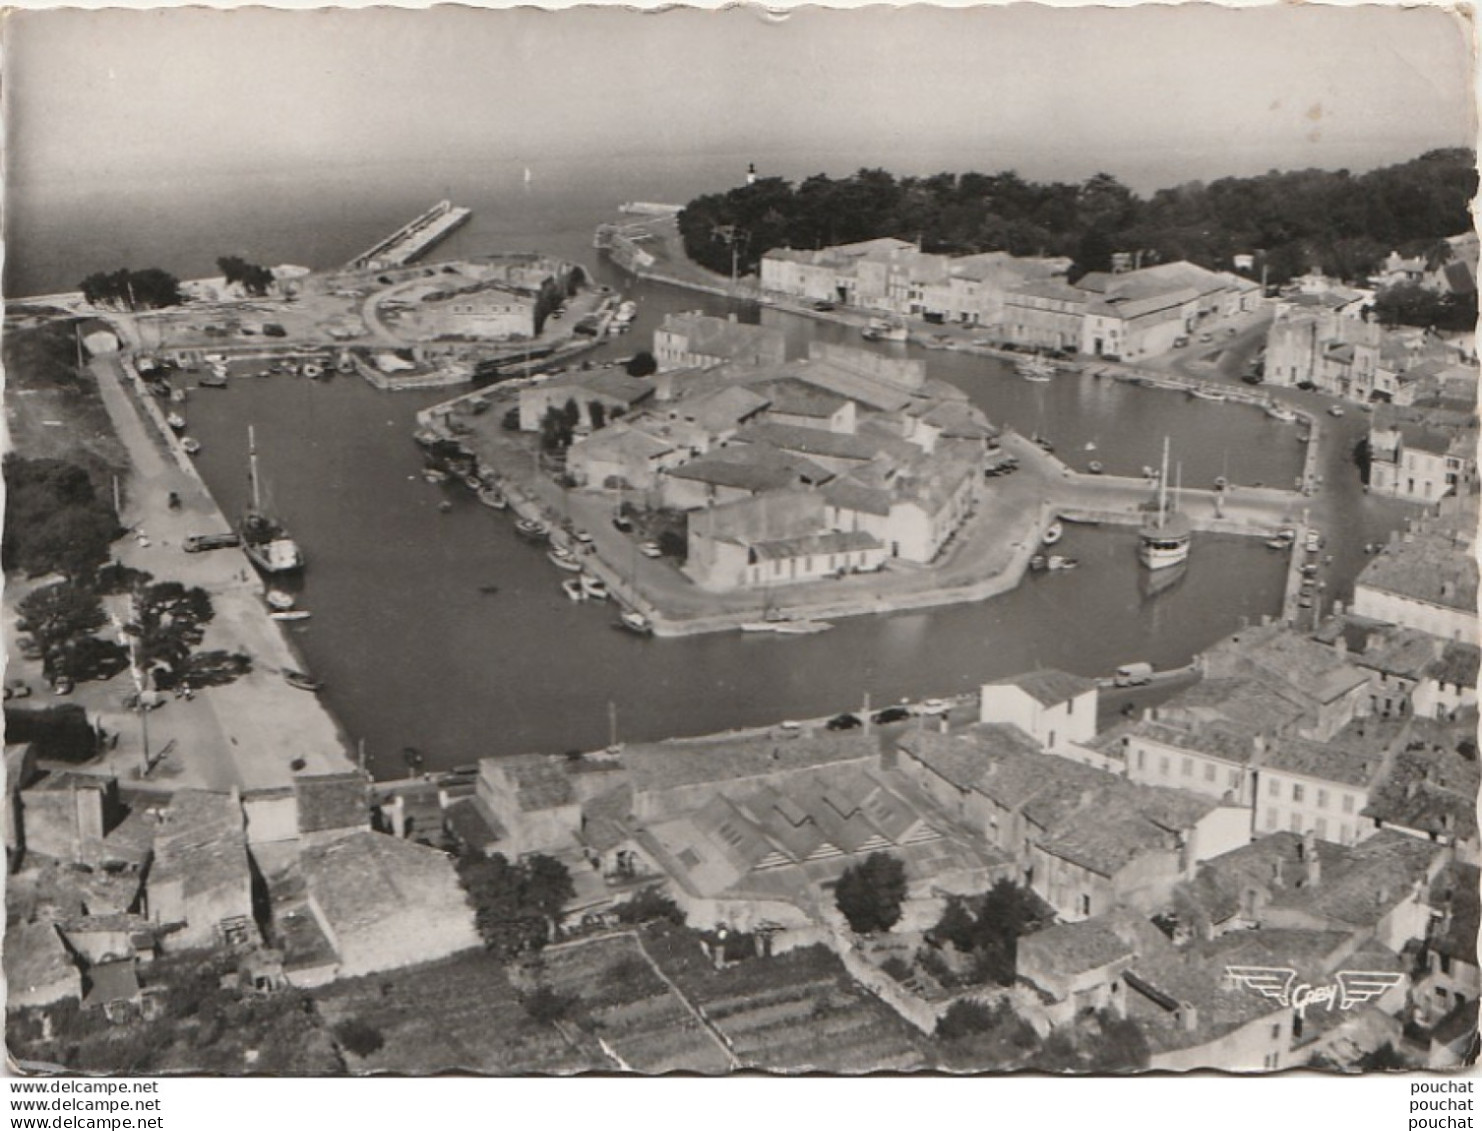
516,326,998,590
5,763,481,1018
997,259,1262,361
1351,504,1479,643
760,237,1073,328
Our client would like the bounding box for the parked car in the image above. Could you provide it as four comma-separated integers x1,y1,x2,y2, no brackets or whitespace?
638,541,663,559
1173,335,1190,348
1113,662,1154,687
826,713,862,731
812,300,836,312
184,533,242,553
920,698,950,716
872,706,912,725
612,515,634,533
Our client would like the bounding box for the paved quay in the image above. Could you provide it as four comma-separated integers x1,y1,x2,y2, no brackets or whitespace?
55,347,356,794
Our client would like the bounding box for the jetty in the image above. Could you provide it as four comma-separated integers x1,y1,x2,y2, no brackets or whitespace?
347,200,472,272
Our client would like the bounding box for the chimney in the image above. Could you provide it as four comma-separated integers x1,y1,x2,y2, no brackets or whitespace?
1252,734,1267,760
1176,1003,1199,1033
1302,833,1320,887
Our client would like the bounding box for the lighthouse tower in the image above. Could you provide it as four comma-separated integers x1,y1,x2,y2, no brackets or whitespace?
746,163,757,186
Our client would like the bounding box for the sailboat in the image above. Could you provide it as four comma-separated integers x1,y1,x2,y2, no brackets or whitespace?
1017,352,1056,382
240,425,305,574
1138,438,1191,571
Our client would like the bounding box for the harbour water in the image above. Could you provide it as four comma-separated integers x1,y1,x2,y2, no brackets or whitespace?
15,159,1412,777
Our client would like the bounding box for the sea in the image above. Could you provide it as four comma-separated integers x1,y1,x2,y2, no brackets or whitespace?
4,153,1411,778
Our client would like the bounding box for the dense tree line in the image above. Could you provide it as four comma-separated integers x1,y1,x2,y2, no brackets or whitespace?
679,149,1476,285
4,456,122,579
78,267,184,310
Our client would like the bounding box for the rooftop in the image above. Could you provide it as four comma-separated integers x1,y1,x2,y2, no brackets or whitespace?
1019,918,1134,976
1357,529,1478,613
295,771,369,835
1362,742,1479,842
991,668,1098,708
623,730,880,798
1429,862,1480,965
1266,829,1447,930
1260,733,1390,789
489,755,577,812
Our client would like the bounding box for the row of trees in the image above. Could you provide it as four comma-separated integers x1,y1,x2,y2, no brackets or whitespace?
78,267,183,310
679,149,1477,285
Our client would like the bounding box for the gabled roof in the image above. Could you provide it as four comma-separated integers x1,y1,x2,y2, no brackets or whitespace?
1259,733,1390,789
1266,830,1446,929
1020,918,1135,976
493,755,577,812
1429,862,1480,965
991,669,1098,707
295,771,370,835
623,731,879,797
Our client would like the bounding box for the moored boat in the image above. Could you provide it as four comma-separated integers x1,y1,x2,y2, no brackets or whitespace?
166,412,187,432
515,518,549,542
1265,402,1299,423
181,437,201,455
198,372,228,389
240,426,305,574
1088,460,1104,474
282,669,323,692
561,578,586,601
617,610,654,636
1017,354,1056,382
1042,521,1064,546
1047,555,1079,571
477,485,508,510
579,574,609,601
772,620,833,635
1139,438,1191,572
269,610,311,622
1189,386,1226,402
548,547,583,572
266,589,295,611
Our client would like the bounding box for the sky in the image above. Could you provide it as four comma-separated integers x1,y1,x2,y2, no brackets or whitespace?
3,3,1476,194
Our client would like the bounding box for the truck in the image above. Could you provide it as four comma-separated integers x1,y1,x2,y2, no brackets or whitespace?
1113,662,1154,687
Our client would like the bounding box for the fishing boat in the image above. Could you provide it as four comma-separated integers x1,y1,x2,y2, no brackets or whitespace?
477,485,508,511
579,574,610,601
1088,460,1104,474
266,589,295,611
181,437,201,455
1139,438,1192,572
617,610,654,636
1042,521,1064,547
548,547,583,572
1265,402,1299,423
862,317,908,343
1017,353,1056,382
269,610,311,622
515,518,548,542
239,425,305,574
166,412,186,432
282,669,323,692
561,578,586,602
1189,386,1226,402
1047,556,1079,572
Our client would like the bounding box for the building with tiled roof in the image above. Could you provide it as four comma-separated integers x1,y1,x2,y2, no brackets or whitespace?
516,369,655,433
567,422,682,492
294,771,370,841
298,831,480,981
1415,640,1480,721
1414,861,1480,1028
476,755,582,857
147,789,256,952
5,918,82,1009
1353,524,1479,643
1253,731,1394,847
980,669,1099,754
653,311,786,372
1362,734,1479,858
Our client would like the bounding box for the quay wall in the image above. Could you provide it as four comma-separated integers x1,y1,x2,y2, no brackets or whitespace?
349,201,472,271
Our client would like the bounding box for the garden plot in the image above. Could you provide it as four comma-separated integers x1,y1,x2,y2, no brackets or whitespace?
312,950,592,1075
532,933,733,1074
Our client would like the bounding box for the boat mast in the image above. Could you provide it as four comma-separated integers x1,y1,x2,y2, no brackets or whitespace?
248,425,262,514
1157,437,1170,530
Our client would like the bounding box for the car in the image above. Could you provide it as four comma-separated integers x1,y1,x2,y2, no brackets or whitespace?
611,515,634,533
184,533,242,553
872,706,912,725
1198,332,1214,343
1328,405,1345,417
638,541,663,559
52,676,74,696
826,713,862,731
1241,374,1264,385
1173,335,1190,349
812,300,836,312
573,529,594,546
920,698,950,716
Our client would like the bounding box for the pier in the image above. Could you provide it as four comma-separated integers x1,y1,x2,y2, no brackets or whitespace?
347,200,472,272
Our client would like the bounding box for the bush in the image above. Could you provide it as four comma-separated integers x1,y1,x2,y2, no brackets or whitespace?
615,886,686,927
333,1019,385,1058
936,999,997,1041
522,985,576,1025
880,955,913,983
834,852,908,934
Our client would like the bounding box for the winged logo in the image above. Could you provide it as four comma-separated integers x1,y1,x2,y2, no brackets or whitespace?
1335,970,1406,1010
1224,965,1298,1006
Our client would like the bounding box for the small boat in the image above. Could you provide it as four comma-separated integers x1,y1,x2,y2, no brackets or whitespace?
169,388,187,404
863,318,908,343
1032,434,1054,452
740,621,780,633
1214,476,1228,491
423,468,449,484
166,412,187,432
1328,405,1345,417
1266,537,1292,550
561,578,586,602
266,589,295,611
478,584,501,595
617,610,654,636
1084,441,1098,452
1189,386,1226,402
548,548,583,572
1047,556,1079,572
1042,521,1064,547
302,363,324,380
1088,461,1104,475
282,669,323,692
1265,402,1298,423
181,437,201,455
1029,555,1048,572
438,500,454,514
1297,432,1311,444
1017,354,1056,382
477,485,508,511
579,574,609,601
515,519,548,542
198,373,228,389
269,610,311,622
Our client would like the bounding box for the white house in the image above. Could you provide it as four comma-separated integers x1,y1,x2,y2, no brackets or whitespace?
979,669,1098,754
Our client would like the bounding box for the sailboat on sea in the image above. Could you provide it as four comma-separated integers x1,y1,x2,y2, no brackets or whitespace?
1138,438,1191,571
240,425,304,574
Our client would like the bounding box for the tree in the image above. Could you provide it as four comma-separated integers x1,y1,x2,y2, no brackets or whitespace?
18,581,108,682
456,851,574,958
625,351,657,378
834,851,908,934
539,405,572,453
587,401,607,431
522,853,576,924
3,456,121,579
129,579,215,687
522,985,576,1025
217,256,274,297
